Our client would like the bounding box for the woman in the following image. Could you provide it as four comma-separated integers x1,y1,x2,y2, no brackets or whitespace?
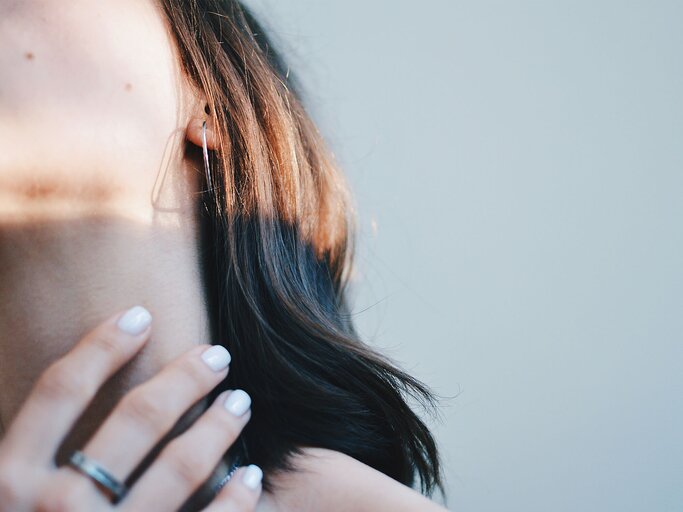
0,0,447,510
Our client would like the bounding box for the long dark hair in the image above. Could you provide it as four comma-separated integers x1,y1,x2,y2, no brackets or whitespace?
160,0,442,495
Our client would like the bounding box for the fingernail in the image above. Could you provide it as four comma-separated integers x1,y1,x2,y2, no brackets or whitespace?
242,464,263,490
117,306,152,335
224,389,251,416
201,345,232,371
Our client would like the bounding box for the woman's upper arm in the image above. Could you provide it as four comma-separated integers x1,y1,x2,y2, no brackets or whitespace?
259,447,448,512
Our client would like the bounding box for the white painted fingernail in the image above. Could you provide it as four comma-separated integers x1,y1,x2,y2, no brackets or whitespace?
242,464,263,490
224,389,251,416
201,345,232,371
117,306,152,335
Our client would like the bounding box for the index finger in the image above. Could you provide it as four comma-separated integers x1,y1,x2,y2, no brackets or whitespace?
2,306,152,464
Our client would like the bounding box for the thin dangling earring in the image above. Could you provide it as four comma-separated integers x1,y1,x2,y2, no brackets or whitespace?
202,120,213,192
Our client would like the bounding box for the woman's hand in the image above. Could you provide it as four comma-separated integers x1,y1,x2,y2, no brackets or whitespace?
0,306,261,511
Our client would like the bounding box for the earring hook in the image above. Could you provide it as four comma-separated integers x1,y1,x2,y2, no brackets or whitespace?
202,121,213,192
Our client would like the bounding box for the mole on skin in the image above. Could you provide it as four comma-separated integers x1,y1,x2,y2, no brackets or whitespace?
24,51,34,60
125,82,133,92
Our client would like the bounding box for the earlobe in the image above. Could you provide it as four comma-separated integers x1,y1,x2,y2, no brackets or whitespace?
186,117,218,150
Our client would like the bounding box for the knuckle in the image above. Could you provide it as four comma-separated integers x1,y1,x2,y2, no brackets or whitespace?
88,330,126,359
177,356,216,390
36,361,91,403
198,405,248,446
163,443,212,487
118,388,170,432
216,412,246,442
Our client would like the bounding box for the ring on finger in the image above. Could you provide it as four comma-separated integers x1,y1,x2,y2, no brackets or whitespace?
67,450,128,504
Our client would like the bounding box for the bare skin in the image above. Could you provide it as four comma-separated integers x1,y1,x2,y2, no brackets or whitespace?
0,0,447,510
0,0,211,470
0,309,262,511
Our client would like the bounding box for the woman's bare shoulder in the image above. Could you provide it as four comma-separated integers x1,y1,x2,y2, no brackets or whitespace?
255,447,448,512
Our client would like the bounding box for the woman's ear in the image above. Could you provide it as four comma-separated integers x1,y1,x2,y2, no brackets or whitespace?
186,116,218,150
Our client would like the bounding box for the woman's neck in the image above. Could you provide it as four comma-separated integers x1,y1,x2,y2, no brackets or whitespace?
0,196,211,458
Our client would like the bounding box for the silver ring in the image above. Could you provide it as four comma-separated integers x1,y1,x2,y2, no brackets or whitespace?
68,450,128,504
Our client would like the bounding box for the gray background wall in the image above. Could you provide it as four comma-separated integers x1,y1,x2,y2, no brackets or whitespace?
244,1,683,510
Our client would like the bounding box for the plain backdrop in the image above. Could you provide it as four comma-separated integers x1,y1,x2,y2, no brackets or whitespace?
243,1,683,510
